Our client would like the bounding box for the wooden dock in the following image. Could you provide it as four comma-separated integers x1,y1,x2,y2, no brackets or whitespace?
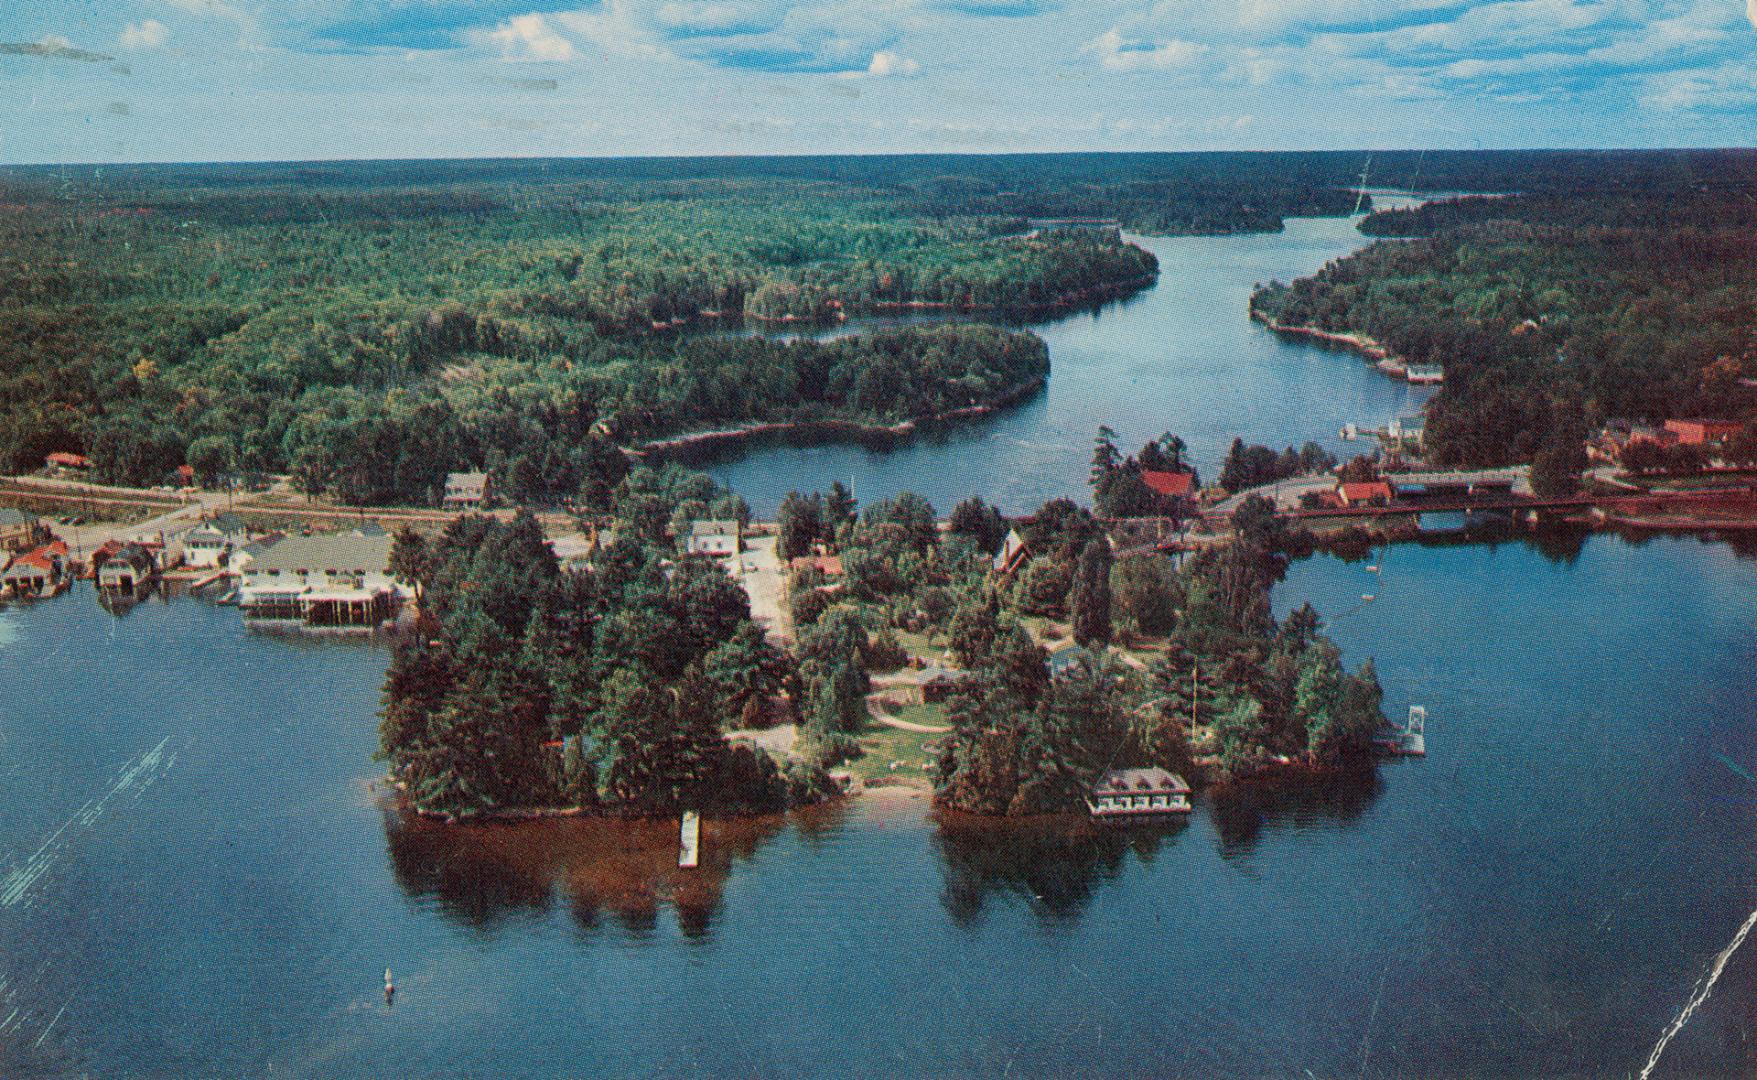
678,811,701,869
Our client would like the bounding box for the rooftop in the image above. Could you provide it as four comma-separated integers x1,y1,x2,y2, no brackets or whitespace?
1140,469,1197,498
1092,767,1191,796
247,530,393,575
691,519,740,537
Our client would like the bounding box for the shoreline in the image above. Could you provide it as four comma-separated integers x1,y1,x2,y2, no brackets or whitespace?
631,375,1048,459
1248,309,1392,362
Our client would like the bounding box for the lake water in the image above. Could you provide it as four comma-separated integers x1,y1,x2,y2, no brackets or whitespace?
1,536,1754,1078
700,214,1434,516
3,208,1755,1078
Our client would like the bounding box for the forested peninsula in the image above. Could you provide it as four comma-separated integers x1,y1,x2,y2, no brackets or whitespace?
1250,184,1757,469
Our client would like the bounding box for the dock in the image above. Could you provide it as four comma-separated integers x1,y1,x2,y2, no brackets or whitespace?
678,811,701,868
1374,705,1427,757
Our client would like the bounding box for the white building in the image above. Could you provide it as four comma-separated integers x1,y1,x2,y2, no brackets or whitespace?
237,529,405,628
443,471,490,510
182,512,251,569
687,519,740,557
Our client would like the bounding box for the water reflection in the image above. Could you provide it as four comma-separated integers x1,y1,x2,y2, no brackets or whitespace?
1207,768,1382,860
932,810,1186,925
383,808,788,939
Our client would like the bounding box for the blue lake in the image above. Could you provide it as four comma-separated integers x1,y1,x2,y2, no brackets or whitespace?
0,535,1753,1077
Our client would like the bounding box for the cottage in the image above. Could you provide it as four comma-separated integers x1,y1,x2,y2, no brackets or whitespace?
44,451,92,472
1337,481,1395,507
1087,767,1192,818
789,554,844,576
97,543,158,597
0,508,46,552
687,519,741,557
1140,469,1197,500
1405,364,1445,385
181,512,250,569
993,528,1030,575
2,540,70,599
1664,418,1743,446
237,528,404,628
443,471,490,510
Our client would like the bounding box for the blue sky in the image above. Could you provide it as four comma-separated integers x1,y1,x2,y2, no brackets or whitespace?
0,1,1754,162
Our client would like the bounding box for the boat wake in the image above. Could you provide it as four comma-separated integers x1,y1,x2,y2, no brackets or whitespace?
1637,900,1757,1079
0,735,176,910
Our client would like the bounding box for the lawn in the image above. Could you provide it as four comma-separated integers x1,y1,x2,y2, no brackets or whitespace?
847,701,950,788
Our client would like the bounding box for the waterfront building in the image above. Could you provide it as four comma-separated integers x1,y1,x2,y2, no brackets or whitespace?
687,519,741,557
1338,480,1395,507
1140,469,1198,500
443,471,490,510
237,528,404,628
1406,364,1445,384
2,540,70,599
96,543,158,598
182,513,250,569
0,508,46,553
1087,767,1193,818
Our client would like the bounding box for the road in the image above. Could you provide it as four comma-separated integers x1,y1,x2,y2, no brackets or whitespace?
737,532,789,643
1206,472,1337,516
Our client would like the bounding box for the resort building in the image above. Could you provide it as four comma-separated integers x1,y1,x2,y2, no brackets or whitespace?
237,528,404,628
0,508,46,553
1337,480,1395,507
1140,469,1198,501
2,540,70,599
182,513,251,569
1664,418,1743,446
44,451,92,473
1087,767,1193,818
687,519,741,557
443,471,490,510
96,543,158,598
993,529,1030,576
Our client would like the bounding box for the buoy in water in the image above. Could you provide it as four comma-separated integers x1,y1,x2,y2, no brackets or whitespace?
1362,594,1376,602
384,968,395,1006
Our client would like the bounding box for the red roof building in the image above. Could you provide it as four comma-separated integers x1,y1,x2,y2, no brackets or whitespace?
45,451,92,470
1140,469,1197,499
789,555,844,576
1338,481,1395,507
1664,419,1743,446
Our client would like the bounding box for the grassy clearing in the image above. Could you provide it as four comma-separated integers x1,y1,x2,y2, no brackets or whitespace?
847,702,950,787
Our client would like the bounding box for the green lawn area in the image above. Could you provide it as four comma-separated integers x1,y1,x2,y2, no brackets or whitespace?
846,702,949,787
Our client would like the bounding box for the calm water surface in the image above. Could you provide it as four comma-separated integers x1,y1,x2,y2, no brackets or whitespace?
1,538,1754,1078
702,214,1434,516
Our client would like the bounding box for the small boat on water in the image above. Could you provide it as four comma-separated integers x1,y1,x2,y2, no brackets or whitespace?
1375,705,1427,757
678,811,701,868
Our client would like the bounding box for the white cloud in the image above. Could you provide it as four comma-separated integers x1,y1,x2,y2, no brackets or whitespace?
1641,60,1757,111
1083,28,1210,72
865,49,920,76
553,3,674,62
163,0,250,23
478,14,578,62
120,20,170,49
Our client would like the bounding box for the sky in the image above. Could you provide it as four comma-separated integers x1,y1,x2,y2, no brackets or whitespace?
0,1,1754,163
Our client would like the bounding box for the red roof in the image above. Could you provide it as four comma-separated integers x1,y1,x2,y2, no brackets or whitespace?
45,451,91,468
789,555,844,576
1339,481,1394,505
1140,470,1197,498
11,541,67,572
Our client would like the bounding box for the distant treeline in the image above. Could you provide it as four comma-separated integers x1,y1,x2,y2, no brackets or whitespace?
1252,185,1757,469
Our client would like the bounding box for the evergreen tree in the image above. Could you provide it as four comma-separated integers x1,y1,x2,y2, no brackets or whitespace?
1070,538,1114,648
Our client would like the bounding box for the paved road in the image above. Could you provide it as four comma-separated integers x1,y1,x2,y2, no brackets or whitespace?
1207,472,1337,516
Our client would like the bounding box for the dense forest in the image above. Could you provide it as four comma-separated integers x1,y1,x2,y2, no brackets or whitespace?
379,470,832,820
1252,186,1757,469
8,149,1753,500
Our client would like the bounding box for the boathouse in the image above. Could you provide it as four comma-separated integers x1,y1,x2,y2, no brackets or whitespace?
2,540,69,599
237,529,403,628
96,543,158,597
1088,768,1192,818
1664,418,1742,446
1337,480,1394,507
